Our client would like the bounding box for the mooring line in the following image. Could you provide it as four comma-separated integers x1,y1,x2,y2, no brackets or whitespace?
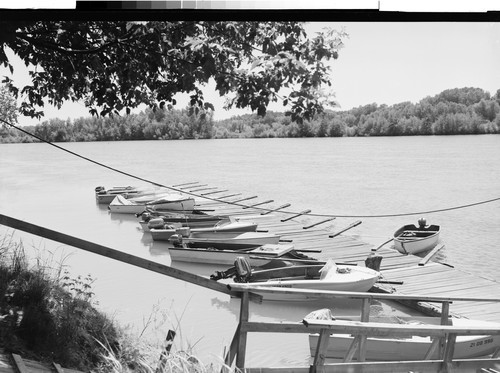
2,118,500,218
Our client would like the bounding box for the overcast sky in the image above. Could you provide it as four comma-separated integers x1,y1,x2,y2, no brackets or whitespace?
4,20,500,126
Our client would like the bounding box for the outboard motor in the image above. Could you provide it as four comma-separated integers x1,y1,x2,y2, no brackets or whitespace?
147,217,165,229
168,234,183,247
95,186,106,194
175,227,191,237
418,217,427,229
234,256,252,283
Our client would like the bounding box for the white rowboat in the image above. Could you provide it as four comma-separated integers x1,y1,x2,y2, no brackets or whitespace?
308,315,500,361
393,218,440,255
108,194,196,214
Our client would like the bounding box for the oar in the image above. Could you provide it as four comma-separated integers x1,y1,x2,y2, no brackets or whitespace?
329,220,362,238
371,237,394,252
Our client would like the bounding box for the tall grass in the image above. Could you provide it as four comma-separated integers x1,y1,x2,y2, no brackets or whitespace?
0,234,235,372
0,234,119,369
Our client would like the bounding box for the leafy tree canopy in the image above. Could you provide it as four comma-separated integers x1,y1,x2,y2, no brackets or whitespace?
0,20,346,123
0,85,18,124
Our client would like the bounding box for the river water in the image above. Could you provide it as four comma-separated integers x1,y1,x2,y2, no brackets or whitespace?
1,135,500,367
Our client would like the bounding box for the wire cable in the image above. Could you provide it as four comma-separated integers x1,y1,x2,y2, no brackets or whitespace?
2,117,500,218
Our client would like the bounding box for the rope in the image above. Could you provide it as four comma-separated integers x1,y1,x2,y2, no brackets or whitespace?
2,118,500,218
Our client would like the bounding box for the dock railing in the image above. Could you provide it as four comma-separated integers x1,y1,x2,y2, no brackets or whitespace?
226,286,500,373
2,214,500,373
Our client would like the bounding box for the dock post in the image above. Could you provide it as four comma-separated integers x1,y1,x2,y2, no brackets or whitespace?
310,329,331,373
235,292,249,369
438,301,451,359
358,298,371,362
442,333,457,373
156,329,176,373
365,255,383,272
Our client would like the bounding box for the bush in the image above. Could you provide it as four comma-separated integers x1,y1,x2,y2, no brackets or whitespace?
0,237,119,370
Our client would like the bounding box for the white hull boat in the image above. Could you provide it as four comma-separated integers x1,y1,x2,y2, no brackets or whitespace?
150,220,258,241
394,218,440,255
227,260,380,301
108,194,196,214
139,211,230,232
308,316,500,361
169,244,305,265
177,231,281,250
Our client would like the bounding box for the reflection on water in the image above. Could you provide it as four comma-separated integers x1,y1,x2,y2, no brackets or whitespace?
170,261,227,277
108,211,142,223
210,293,416,323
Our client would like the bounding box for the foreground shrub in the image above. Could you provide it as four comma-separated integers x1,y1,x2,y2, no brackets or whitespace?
0,237,119,370
0,235,233,372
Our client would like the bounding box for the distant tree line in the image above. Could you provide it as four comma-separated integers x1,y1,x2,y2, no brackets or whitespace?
2,87,500,143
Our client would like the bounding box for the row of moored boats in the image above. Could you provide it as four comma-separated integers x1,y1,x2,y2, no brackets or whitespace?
95,185,500,362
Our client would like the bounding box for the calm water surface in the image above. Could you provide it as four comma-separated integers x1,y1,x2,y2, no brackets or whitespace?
1,135,500,366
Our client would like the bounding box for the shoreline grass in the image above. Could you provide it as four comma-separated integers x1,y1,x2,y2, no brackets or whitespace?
0,234,232,372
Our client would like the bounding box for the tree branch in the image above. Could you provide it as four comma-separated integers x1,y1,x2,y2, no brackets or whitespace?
15,32,134,56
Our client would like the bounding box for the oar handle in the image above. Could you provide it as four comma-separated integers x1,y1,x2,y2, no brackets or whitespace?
371,237,394,252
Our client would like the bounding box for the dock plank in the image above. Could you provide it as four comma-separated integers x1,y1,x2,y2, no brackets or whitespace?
195,185,500,322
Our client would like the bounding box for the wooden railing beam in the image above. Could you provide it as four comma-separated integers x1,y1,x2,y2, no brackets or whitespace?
244,359,500,373
0,214,234,296
227,285,500,304
343,336,360,363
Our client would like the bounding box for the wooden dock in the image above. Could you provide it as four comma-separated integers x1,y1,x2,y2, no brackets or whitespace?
2,182,500,372
191,185,500,322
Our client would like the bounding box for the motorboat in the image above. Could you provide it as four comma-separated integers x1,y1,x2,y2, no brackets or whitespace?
150,220,258,241
226,259,380,301
171,231,281,250
139,210,230,232
95,185,150,204
171,243,317,266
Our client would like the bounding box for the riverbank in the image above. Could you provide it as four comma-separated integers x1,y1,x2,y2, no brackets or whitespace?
2,87,499,143
0,234,232,372
0,236,154,371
